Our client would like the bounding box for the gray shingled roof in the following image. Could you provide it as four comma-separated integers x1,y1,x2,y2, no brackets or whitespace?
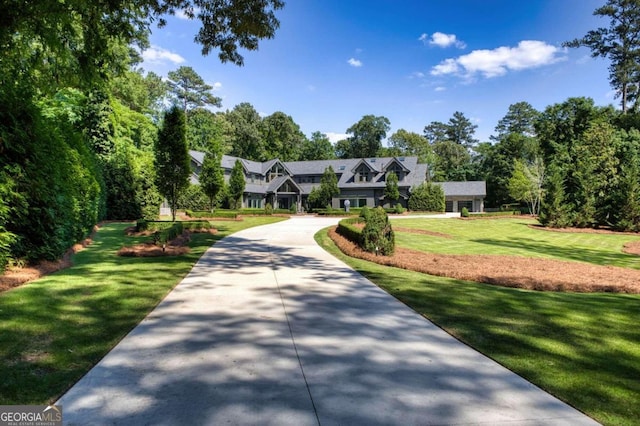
434,181,487,197
189,151,485,198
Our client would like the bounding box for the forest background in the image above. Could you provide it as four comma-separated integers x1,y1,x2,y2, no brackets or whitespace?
2,0,640,272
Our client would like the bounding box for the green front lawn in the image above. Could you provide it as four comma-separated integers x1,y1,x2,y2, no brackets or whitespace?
316,226,640,426
0,217,285,405
392,217,640,269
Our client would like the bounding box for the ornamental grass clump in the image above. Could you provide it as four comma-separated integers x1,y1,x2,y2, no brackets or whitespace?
361,207,395,255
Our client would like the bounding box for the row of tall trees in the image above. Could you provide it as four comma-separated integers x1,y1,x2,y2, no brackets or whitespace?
0,1,284,270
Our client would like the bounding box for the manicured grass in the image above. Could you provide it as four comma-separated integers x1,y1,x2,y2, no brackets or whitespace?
392,217,640,269
316,227,640,426
0,217,285,405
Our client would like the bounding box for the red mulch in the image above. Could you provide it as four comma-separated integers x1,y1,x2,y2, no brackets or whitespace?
0,225,99,292
328,227,640,294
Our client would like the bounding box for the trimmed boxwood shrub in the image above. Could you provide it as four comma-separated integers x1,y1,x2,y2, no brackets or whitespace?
336,217,365,245
153,222,183,245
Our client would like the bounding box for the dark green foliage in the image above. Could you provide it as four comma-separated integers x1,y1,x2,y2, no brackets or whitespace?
102,146,141,220
152,222,184,245
341,115,390,158
408,182,445,212
384,171,400,204
228,103,266,161
308,166,340,208
336,217,365,245
394,203,405,214
199,148,224,211
167,66,222,113
361,207,395,255
536,97,640,230
0,83,104,265
359,206,371,220
261,111,306,161
178,184,209,211
300,131,336,161
265,203,273,215
229,159,246,209
155,105,190,221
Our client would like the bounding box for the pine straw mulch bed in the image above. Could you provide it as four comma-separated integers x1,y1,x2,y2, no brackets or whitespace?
328,227,640,294
0,225,218,293
117,228,217,257
0,225,100,293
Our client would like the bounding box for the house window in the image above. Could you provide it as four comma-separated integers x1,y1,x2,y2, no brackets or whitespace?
248,195,262,208
279,181,296,193
355,165,371,182
340,199,368,208
267,163,286,182
386,163,405,181
459,200,473,212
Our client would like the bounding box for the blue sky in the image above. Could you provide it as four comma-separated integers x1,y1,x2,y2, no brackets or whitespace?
142,0,613,144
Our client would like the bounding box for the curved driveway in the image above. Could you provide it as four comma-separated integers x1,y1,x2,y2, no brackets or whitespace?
60,216,598,425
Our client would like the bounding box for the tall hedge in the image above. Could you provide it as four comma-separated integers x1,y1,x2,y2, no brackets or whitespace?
408,181,445,212
0,83,105,266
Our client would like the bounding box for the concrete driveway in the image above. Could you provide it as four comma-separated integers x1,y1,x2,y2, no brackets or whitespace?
59,216,598,425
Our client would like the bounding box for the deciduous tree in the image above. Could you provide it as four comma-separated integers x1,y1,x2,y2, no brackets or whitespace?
344,115,391,158
300,131,335,161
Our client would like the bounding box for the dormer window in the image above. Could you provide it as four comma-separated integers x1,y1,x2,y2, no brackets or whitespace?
355,164,372,182
386,162,406,181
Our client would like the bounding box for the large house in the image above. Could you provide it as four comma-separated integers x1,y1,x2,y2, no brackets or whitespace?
189,151,486,213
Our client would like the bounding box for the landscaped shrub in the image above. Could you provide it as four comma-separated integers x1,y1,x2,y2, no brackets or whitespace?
361,207,395,255
359,206,371,220
461,207,469,217
184,210,239,219
181,220,212,231
177,183,209,211
336,217,365,245
153,222,184,245
1,84,105,264
394,203,405,214
265,203,273,215
408,182,445,212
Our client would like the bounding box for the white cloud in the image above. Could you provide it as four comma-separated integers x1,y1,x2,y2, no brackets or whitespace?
326,132,349,143
410,71,425,79
431,58,460,75
142,45,185,65
420,32,466,49
175,7,200,20
347,58,363,67
434,86,446,92
210,81,223,91
431,40,564,79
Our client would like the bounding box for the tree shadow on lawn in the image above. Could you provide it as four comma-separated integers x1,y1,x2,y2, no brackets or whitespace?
471,236,640,269
363,268,640,424
58,256,593,426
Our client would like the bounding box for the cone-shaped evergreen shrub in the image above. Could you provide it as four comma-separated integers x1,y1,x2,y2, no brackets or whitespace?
361,207,395,255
